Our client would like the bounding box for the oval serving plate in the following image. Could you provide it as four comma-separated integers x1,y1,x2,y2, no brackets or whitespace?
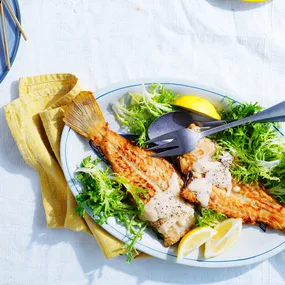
0,0,21,83
60,78,285,268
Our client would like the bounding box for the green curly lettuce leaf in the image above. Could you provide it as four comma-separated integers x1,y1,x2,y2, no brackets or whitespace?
75,156,148,262
210,99,285,203
112,84,177,145
194,206,227,228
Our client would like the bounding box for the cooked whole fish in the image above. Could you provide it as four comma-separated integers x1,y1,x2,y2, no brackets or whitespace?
63,91,195,246
179,134,285,232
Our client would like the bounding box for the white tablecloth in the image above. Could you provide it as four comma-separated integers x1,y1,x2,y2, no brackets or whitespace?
1,0,285,284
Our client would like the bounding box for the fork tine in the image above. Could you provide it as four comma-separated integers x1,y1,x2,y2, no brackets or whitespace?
145,130,178,144
150,147,183,157
147,139,179,151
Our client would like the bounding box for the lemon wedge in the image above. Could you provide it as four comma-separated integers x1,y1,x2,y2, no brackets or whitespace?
204,218,242,259
172,96,221,120
177,227,216,260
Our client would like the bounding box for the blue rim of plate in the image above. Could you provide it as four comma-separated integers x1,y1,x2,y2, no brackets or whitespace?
0,0,21,83
61,81,285,267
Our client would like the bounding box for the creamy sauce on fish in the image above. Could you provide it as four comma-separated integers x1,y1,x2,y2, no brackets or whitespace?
141,173,194,232
232,185,241,193
191,138,216,159
188,178,212,207
220,152,233,167
188,139,233,206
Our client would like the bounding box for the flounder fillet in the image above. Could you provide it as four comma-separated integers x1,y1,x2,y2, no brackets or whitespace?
179,136,285,232
63,92,194,246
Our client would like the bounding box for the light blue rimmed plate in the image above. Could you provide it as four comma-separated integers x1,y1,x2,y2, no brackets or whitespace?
0,0,21,83
60,78,285,268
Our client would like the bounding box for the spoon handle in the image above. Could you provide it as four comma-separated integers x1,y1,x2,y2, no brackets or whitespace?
201,101,285,137
197,120,228,127
258,116,285,123
199,116,285,127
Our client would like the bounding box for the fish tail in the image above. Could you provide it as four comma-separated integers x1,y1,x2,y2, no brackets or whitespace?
63,91,106,140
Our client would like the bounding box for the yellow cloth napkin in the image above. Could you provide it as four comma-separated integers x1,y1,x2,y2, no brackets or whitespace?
5,73,149,259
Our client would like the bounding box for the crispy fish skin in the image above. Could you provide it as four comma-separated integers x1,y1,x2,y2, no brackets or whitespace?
179,134,285,232
181,183,285,231
63,92,195,246
101,130,178,201
150,216,195,247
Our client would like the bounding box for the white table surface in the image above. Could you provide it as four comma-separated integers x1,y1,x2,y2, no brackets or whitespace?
1,0,285,284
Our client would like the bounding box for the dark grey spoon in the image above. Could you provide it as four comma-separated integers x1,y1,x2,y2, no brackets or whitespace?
147,110,227,140
148,110,285,141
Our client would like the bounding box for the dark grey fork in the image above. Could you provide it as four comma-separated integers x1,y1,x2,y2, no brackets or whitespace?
145,100,285,157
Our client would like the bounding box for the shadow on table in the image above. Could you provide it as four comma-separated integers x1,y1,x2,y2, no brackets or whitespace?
28,224,258,285
96,257,258,285
206,0,272,11
29,225,102,284
269,251,285,281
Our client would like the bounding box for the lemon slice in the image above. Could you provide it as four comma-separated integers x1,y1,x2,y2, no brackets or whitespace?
177,227,216,260
172,96,221,120
204,218,242,259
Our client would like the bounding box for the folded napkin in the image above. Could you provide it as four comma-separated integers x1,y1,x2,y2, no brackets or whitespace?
5,73,149,259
